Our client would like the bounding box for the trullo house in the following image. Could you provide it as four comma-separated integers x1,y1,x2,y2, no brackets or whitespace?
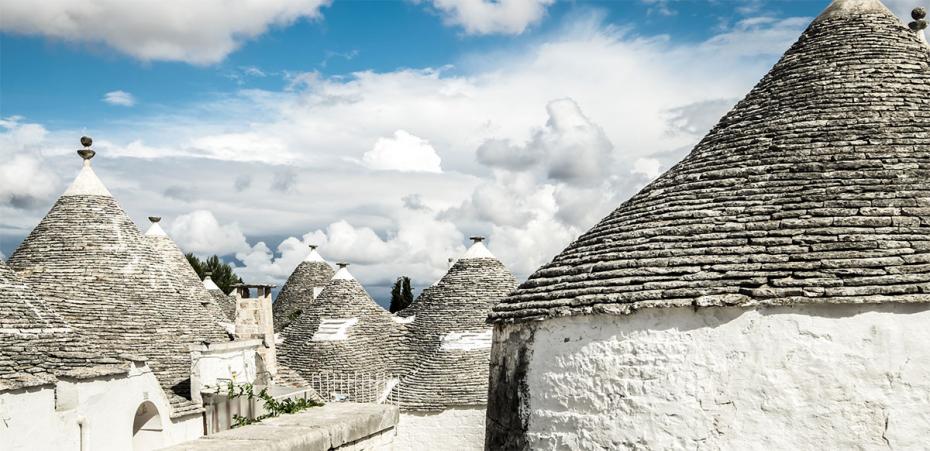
273,244,335,331
278,263,404,393
391,237,517,451
486,0,930,449
2,140,275,449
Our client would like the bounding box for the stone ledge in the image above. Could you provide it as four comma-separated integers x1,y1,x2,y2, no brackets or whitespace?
161,403,399,451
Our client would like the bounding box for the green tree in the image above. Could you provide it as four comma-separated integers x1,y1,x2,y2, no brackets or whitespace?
389,276,414,313
185,253,243,294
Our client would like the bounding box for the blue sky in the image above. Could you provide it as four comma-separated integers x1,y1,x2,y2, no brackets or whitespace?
1,1,822,128
1,0,925,305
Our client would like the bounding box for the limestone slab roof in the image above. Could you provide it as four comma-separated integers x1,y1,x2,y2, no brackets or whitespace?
0,260,127,392
144,220,234,327
393,242,517,410
273,247,335,332
490,0,930,323
278,267,403,379
8,156,231,417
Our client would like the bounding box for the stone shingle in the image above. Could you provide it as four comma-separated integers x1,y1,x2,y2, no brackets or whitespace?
144,219,234,328
278,267,403,381
0,260,127,392
7,155,230,417
490,0,930,323
393,241,517,410
273,247,334,332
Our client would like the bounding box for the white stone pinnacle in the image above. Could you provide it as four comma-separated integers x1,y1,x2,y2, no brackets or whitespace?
333,266,355,281
304,248,326,263
144,222,168,237
203,276,221,291
462,241,495,260
63,163,112,197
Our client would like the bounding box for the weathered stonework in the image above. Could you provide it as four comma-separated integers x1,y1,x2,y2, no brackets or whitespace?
498,303,930,449
273,248,334,332
490,0,930,323
393,249,517,411
486,0,930,448
8,159,231,418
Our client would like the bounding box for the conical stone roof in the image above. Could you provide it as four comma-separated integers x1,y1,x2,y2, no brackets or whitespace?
393,239,517,410
144,217,233,327
203,274,236,321
491,0,930,323
8,147,230,416
0,260,127,391
273,245,335,332
278,266,402,384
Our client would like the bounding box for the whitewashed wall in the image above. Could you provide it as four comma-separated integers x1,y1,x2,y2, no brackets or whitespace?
394,408,486,451
0,362,203,451
509,303,930,449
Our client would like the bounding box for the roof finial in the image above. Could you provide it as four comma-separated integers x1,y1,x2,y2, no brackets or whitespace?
148,216,161,223
336,262,349,269
309,244,318,250
205,271,213,277
470,236,485,243
910,7,927,32
77,136,95,164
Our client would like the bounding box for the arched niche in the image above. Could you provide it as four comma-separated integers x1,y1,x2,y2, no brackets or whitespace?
131,401,164,450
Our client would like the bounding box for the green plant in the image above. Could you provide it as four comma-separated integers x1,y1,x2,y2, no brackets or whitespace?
186,253,243,294
389,276,414,313
208,381,322,428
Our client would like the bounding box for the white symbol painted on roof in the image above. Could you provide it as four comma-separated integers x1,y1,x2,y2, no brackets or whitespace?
311,318,359,341
440,330,492,351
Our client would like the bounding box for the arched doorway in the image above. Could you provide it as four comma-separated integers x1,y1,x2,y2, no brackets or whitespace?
132,401,164,450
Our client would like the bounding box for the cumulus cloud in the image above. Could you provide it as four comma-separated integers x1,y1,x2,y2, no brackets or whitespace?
631,157,662,180
664,98,735,136
362,130,443,173
0,12,814,294
271,168,298,192
102,90,136,107
476,98,614,186
0,118,59,209
0,0,331,64
427,0,554,35
168,210,250,256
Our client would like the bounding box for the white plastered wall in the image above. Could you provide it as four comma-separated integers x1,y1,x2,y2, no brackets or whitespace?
0,362,204,451
513,303,930,450
393,407,486,451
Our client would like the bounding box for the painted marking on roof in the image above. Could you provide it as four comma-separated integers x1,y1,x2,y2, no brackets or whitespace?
440,330,493,351
144,222,168,237
391,315,415,324
311,318,359,341
304,249,326,263
333,267,355,281
203,277,221,291
63,165,112,197
462,242,495,260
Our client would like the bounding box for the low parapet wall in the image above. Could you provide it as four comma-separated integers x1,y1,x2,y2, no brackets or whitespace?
162,403,398,451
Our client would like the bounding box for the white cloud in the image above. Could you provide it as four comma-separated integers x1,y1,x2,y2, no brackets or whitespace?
0,0,331,64
167,210,250,255
0,12,814,294
0,118,59,209
632,157,661,180
362,130,443,173
883,0,930,40
102,90,136,107
427,0,554,35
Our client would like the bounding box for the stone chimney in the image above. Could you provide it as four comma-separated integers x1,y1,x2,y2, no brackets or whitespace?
231,283,277,383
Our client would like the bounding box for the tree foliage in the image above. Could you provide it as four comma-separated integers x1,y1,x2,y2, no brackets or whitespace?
389,276,414,313
185,253,242,294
